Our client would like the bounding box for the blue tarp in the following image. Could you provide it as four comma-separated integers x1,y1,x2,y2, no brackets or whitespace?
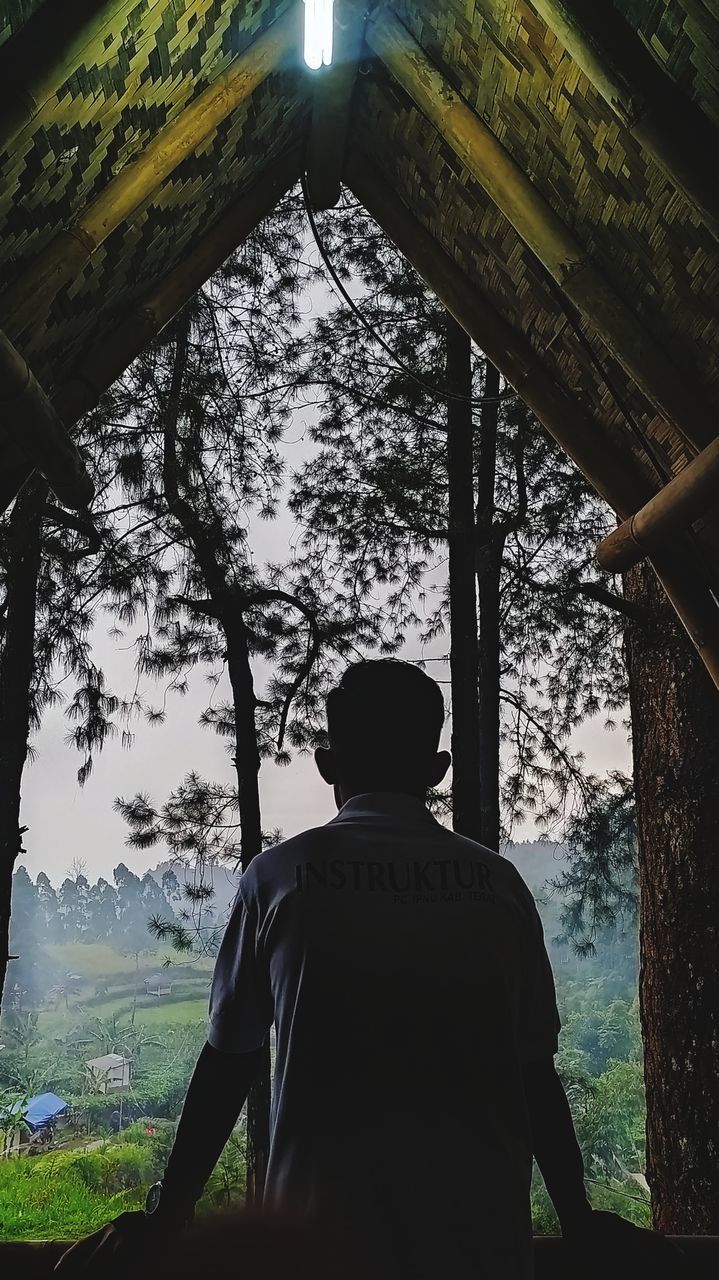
22,1092,68,1132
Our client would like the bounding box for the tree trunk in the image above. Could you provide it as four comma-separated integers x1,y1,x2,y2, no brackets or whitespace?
225,607,270,1209
445,315,482,842
475,361,502,851
624,561,719,1232
0,479,45,1010
161,313,271,1209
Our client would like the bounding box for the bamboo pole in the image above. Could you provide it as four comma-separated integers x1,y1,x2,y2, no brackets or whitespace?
0,329,93,509
0,0,139,153
345,149,719,689
528,0,719,245
597,434,719,572
365,9,718,454
0,7,301,341
52,146,301,428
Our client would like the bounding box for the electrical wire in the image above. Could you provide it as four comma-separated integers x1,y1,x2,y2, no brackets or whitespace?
301,169,517,410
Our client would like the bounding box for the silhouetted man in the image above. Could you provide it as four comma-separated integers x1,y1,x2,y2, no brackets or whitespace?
57,660,665,1279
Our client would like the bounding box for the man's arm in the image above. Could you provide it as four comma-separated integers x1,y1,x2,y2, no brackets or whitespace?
522,1056,592,1235
158,1040,263,1217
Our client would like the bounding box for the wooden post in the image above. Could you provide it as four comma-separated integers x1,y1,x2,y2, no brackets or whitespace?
0,8,302,341
0,0,139,154
0,329,92,509
345,150,719,690
528,0,719,244
365,9,718,454
597,434,719,572
53,147,301,428
305,1,366,210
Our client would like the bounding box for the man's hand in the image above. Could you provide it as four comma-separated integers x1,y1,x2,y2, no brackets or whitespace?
53,1210,173,1276
563,1209,690,1280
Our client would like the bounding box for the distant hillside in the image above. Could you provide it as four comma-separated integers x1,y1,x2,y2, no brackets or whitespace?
149,859,240,922
503,840,567,892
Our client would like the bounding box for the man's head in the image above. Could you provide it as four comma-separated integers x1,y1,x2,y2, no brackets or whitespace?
314,660,451,806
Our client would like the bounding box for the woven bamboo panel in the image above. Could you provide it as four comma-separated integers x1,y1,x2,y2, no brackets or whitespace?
0,0,301,387
379,0,719,488
0,0,294,280
0,0,45,50
351,71,667,470
33,75,307,393
0,0,716,533
615,0,719,127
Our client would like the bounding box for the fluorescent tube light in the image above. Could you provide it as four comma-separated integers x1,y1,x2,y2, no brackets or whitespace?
303,0,334,69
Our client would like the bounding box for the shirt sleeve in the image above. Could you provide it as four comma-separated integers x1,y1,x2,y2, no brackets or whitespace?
208,880,274,1054
516,877,561,1063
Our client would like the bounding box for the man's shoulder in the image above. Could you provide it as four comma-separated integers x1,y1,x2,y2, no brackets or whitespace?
436,827,519,869
436,829,534,896
240,824,335,890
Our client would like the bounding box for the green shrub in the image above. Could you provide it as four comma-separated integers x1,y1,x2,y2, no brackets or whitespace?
0,1149,147,1241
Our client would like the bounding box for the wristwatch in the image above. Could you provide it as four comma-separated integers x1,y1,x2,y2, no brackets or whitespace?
144,1181,195,1225
145,1182,163,1216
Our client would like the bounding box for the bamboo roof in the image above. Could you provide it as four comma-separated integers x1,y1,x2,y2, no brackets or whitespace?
1,0,719,679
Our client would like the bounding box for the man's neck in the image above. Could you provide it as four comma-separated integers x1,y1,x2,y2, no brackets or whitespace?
335,783,426,809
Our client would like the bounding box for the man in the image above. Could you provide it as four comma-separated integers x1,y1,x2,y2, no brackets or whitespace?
57,660,674,1278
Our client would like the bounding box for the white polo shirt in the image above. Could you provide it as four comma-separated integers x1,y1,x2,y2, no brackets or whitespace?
209,792,560,1280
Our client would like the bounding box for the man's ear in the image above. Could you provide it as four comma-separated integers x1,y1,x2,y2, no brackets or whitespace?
427,750,451,787
314,746,337,785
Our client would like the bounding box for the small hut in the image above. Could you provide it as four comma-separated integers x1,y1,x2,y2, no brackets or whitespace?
84,1053,131,1095
145,974,173,998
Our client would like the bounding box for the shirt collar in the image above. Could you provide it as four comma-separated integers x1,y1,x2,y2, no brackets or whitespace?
330,791,437,824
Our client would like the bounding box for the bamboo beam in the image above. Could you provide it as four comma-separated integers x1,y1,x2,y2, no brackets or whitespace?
345,149,719,689
528,0,719,245
597,434,719,572
365,9,717,454
0,8,302,342
0,0,139,154
52,146,301,428
0,329,93,510
305,1,366,210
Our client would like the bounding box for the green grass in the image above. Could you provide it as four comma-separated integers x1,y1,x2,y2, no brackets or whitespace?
123,998,207,1027
0,1146,151,1241
37,995,207,1039
46,943,215,981
45,944,159,980
0,1130,245,1242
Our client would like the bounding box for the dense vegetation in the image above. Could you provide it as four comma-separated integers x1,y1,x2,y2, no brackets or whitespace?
0,846,647,1239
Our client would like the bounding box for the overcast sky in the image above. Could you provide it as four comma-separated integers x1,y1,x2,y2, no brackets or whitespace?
20,528,631,887
18,263,632,885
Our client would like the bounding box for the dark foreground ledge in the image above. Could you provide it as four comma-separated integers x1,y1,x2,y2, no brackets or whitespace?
1,1234,717,1279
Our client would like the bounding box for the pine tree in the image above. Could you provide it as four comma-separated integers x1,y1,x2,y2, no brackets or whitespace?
290,192,629,845
99,199,387,1203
